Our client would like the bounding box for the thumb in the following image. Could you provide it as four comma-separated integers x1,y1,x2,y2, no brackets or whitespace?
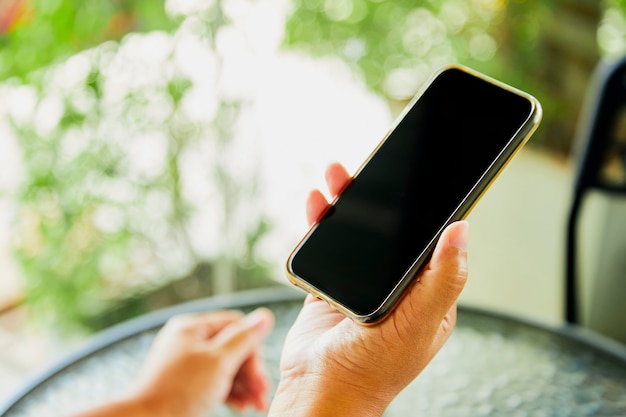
418,221,469,317
212,308,274,369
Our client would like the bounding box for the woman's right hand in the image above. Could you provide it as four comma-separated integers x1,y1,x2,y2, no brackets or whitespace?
269,162,470,417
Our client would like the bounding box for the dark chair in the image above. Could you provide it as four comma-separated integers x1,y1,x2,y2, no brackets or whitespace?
566,55,626,331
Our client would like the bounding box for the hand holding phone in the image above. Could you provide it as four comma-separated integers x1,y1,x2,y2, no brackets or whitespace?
269,178,471,416
286,64,542,324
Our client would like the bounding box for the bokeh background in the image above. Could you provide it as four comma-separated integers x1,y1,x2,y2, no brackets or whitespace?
1,0,626,401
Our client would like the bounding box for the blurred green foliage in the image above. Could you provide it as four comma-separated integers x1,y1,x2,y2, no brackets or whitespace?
283,0,615,154
3,1,275,333
285,0,499,99
0,0,177,82
3,0,626,333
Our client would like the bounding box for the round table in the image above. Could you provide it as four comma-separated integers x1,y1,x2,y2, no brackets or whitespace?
2,286,625,417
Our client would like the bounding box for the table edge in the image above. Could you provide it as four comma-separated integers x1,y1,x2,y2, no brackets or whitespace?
2,285,626,416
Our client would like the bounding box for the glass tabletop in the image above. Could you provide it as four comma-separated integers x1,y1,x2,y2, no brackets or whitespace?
2,286,625,417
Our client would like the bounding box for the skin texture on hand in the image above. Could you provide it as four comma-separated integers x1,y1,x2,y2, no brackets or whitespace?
268,162,470,417
72,308,274,417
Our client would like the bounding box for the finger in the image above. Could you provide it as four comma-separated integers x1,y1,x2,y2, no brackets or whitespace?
416,221,469,318
211,308,274,370
303,293,322,304
226,371,257,411
250,353,272,410
391,221,468,339
325,162,351,198
430,221,469,272
162,310,244,338
225,394,248,411
244,354,272,411
226,352,271,411
306,189,329,226
439,302,458,336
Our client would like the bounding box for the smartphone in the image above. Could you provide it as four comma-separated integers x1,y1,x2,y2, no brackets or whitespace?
286,64,542,324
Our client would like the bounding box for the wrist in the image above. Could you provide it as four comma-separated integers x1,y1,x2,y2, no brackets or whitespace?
268,372,390,417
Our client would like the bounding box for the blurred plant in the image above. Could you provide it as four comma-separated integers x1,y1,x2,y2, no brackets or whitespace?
5,0,623,333
4,2,274,332
0,0,177,82
283,0,604,154
285,0,501,101
600,0,626,57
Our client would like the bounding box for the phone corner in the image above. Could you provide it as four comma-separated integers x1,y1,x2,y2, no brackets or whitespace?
531,97,543,125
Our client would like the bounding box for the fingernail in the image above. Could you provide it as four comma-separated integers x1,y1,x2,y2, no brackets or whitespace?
449,221,469,250
244,308,273,336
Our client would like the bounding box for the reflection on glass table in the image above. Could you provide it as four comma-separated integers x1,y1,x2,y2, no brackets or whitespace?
1,286,625,417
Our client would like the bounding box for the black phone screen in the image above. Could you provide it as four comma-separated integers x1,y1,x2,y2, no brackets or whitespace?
289,67,535,317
